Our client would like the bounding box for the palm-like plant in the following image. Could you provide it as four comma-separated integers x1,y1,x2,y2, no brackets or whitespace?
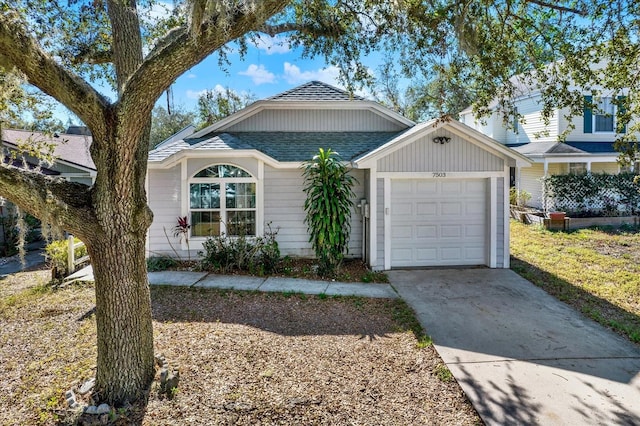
302,148,356,277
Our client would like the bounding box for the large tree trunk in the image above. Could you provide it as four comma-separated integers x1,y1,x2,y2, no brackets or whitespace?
87,230,155,404
85,114,156,403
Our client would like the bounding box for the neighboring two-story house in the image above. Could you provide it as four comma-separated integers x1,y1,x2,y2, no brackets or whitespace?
460,90,636,209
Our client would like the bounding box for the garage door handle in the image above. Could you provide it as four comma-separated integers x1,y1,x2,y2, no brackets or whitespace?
385,207,389,215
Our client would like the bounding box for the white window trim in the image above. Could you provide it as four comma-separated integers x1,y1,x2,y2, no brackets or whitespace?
593,97,617,134
188,164,258,240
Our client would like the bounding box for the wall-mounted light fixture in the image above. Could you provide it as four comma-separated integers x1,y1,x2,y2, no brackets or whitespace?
432,136,451,145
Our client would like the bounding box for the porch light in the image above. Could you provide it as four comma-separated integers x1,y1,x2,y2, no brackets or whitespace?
433,136,451,144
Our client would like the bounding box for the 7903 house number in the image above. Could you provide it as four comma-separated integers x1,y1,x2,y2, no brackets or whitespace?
432,172,447,177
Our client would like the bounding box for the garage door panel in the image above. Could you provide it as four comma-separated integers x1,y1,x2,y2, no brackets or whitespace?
390,178,487,267
391,225,412,238
416,248,438,262
392,202,413,216
440,202,462,215
441,225,462,238
417,202,437,215
416,225,437,238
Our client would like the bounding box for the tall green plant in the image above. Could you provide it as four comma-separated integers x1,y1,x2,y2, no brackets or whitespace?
302,148,356,277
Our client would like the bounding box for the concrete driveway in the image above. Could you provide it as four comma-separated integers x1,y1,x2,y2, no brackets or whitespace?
389,269,640,426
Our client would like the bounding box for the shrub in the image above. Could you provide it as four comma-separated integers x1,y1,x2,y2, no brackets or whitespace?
302,148,356,277
147,256,178,271
199,224,280,274
509,187,531,206
45,237,88,279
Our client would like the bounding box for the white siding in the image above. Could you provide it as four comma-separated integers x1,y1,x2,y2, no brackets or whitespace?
226,109,406,132
147,167,183,257
506,95,558,144
561,106,640,142
377,130,504,172
263,166,365,258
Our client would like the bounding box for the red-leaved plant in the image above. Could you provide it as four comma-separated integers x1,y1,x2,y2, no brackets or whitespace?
172,216,191,261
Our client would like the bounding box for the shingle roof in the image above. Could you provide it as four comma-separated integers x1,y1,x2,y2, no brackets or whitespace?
512,141,619,156
230,132,398,162
148,131,401,162
2,128,95,170
566,141,617,153
268,81,365,101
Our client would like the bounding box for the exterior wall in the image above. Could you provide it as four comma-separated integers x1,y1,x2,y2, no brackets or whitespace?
225,109,406,132
592,162,620,174
518,163,563,209
506,95,558,145
377,130,505,172
496,177,505,268
147,167,183,257
376,178,385,269
263,165,365,258
561,106,640,142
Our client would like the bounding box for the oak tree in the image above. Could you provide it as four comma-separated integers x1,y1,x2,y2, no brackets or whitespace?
0,0,637,406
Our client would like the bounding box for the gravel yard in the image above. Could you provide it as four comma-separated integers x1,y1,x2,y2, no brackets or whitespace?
0,270,480,425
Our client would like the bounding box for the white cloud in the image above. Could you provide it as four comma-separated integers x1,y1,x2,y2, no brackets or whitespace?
186,73,197,79
283,63,341,85
185,85,226,99
140,1,175,24
239,64,276,85
251,35,291,55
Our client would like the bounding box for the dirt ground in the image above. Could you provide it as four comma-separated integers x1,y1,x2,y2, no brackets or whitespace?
0,270,481,425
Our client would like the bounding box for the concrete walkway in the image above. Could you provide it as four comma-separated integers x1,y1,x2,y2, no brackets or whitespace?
389,269,640,426
148,270,398,298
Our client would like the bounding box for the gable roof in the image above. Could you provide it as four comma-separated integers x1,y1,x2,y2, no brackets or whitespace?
352,119,531,168
188,82,413,140
2,128,95,171
268,81,365,101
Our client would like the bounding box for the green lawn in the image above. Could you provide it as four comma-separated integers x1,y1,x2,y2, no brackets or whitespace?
510,220,640,343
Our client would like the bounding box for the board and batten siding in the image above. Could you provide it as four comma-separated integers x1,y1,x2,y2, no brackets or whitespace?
225,109,406,132
376,178,385,270
377,130,504,172
263,165,365,258
147,167,183,257
495,177,505,268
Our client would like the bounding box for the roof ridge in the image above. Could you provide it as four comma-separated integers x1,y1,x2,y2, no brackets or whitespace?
267,80,365,101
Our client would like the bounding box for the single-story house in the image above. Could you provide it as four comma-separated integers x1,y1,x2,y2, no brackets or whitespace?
147,81,531,270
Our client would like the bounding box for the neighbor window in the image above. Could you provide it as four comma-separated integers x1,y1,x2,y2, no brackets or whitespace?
568,163,587,175
189,164,256,237
593,97,615,133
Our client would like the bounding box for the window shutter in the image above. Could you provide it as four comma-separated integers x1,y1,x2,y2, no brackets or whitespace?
617,95,627,133
583,95,592,133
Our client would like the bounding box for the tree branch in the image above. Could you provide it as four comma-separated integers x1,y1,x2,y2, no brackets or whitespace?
0,163,100,239
525,0,587,16
71,48,114,66
0,11,110,136
120,0,290,118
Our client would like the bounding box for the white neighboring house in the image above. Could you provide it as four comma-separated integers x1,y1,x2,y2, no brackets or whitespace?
460,88,639,210
147,81,530,270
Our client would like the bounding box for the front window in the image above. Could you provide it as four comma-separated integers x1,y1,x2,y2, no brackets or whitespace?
593,97,615,133
189,164,256,237
569,163,587,175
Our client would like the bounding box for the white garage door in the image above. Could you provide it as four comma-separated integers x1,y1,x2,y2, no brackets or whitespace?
390,179,487,267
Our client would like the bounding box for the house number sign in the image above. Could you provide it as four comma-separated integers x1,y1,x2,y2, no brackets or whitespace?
432,172,447,177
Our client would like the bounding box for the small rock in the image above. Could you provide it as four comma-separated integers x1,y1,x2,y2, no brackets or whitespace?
98,413,110,425
160,368,180,395
68,400,79,409
96,403,110,415
79,378,96,395
155,354,165,367
65,390,75,400
84,405,98,415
